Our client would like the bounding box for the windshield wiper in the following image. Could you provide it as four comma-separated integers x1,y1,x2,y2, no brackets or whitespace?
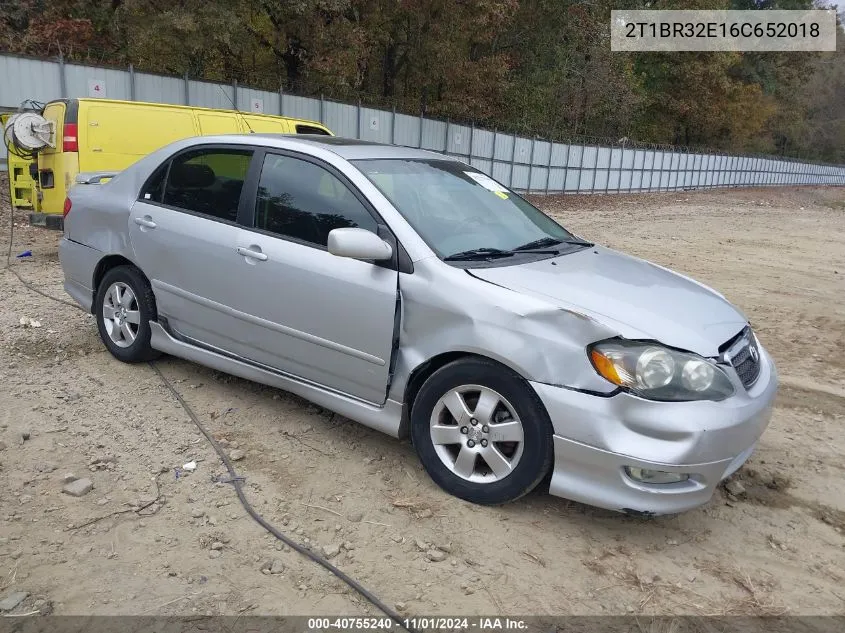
513,236,593,251
444,248,514,261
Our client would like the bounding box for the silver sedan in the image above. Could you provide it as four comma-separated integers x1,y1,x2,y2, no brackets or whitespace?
59,135,777,514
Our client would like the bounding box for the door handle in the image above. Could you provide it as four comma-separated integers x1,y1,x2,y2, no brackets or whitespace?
134,216,157,229
237,246,268,261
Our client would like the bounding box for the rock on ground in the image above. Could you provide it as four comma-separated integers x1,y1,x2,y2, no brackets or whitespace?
62,478,93,497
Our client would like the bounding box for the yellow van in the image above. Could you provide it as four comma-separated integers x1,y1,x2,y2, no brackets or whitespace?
28,98,332,229
1,112,39,212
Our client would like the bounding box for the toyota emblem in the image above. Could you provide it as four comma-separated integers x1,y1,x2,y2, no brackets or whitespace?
749,344,759,363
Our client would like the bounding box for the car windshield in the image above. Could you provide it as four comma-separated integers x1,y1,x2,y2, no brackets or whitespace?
351,159,578,260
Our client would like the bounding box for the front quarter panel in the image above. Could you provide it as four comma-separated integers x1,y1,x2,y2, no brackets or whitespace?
389,258,623,404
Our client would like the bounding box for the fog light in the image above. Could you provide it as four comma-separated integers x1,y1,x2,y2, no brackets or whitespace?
625,467,689,484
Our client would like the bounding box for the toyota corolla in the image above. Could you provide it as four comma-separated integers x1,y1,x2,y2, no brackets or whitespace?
58,135,777,514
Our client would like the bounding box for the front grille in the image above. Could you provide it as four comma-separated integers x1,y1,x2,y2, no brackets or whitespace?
727,327,761,389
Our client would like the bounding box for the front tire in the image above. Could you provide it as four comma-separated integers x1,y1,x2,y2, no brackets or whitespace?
411,358,553,505
95,265,160,363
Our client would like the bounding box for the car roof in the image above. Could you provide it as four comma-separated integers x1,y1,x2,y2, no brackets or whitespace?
210,133,451,161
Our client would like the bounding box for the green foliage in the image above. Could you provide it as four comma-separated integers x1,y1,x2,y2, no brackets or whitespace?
0,0,842,161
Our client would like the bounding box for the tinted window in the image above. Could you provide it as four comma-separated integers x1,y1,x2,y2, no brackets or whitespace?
140,165,167,203
254,154,377,246
162,148,252,222
295,125,331,135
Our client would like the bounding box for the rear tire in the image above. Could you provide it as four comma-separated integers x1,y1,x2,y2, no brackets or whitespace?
94,265,160,363
411,358,553,505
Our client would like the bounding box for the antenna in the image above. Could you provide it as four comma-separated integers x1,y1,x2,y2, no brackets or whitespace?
217,84,255,134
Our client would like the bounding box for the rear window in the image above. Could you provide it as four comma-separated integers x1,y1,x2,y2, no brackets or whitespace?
140,165,167,203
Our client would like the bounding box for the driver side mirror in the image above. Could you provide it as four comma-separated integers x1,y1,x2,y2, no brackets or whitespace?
327,227,393,261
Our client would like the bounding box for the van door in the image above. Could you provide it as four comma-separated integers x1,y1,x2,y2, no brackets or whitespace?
85,103,198,172
37,101,79,215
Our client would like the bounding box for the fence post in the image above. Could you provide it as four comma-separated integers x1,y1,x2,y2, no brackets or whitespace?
527,136,536,194
590,141,600,192
418,111,424,148
58,53,67,98
545,141,554,195
563,142,572,194
279,86,284,115
468,120,475,164
669,148,677,191
508,134,517,189
356,98,361,138
491,128,498,180
128,64,136,101
655,148,665,192
575,144,584,193
391,103,396,145
647,147,655,192
444,118,450,154
619,144,626,193
232,79,238,110
322,94,327,126
184,71,190,105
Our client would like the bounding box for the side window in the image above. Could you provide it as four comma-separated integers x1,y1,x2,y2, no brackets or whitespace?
295,124,331,136
254,154,378,247
161,148,252,222
140,164,167,203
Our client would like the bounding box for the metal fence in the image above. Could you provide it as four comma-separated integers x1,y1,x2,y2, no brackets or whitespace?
2,52,845,189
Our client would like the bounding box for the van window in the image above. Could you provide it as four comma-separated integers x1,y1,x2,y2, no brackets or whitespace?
254,154,377,246
162,148,252,222
295,125,330,136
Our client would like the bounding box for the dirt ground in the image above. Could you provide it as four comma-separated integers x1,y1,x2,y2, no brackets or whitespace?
0,177,844,619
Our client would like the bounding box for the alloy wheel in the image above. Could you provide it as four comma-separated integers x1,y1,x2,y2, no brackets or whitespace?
429,385,525,483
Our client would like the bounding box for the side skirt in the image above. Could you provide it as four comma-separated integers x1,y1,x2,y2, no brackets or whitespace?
149,321,404,438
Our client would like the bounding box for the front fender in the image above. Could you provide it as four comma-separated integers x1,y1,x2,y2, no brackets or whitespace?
389,260,620,403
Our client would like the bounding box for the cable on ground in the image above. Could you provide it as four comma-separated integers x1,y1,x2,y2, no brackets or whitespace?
2,207,412,629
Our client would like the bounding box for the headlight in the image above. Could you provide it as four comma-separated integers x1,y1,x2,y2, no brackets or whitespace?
588,339,734,402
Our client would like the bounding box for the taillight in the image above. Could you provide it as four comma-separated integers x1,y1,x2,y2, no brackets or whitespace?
62,123,78,152
63,197,72,217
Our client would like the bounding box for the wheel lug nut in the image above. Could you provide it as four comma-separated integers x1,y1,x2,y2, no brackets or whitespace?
482,425,489,433
480,439,488,447
470,418,478,426
467,440,475,448
460,426,468,434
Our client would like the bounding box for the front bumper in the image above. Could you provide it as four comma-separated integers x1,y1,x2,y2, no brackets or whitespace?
530,346,777,515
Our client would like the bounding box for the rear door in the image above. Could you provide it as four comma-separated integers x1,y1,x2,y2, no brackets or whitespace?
37,101,77,215
128,145,254,350
230,150,398,403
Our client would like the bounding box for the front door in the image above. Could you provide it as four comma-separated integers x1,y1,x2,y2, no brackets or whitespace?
230,151,398,404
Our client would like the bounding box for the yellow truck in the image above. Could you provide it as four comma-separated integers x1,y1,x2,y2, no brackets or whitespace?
5,98,332,229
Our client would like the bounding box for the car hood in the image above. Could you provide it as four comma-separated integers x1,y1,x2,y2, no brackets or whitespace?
469,245,747,357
